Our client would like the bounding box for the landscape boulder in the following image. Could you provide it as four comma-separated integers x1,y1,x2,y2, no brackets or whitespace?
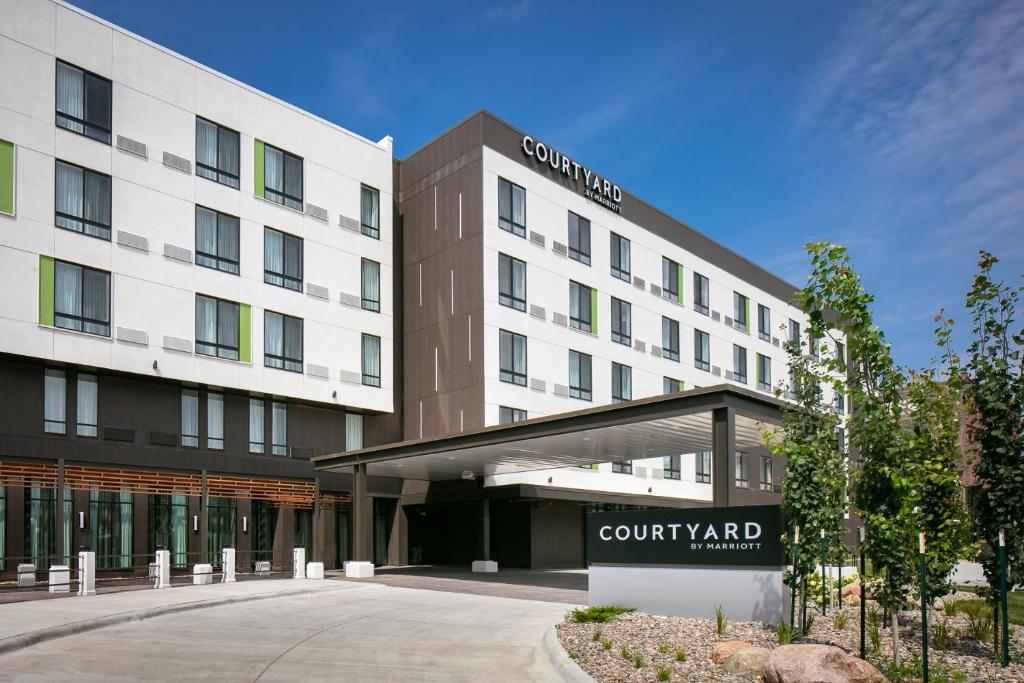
762,644,885,683
711,640,754,664
723,647,770,678
841,583,862,599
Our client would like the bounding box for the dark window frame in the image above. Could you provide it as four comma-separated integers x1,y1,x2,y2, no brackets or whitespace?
499,406,527,424
734,292,749,330
53,259,111,337
759,456,773,492
612,461,633,475
55,60,112,144
610,232,631,282
361,258,381,312
568,211,591,265
663,376,682,394
662,316,680,361
498,253,527,312
663,454,681,480
263,142,304,210
733,344,748,384
568,349,592,401
361,184,380,239
498,329,527,386
696,451,712,483
610,297,631,345
264,310,304,373
662,257,680,299
194,294,240,360
735,451,750,488
195,205,240,275
263,226,303,292
195,117,240,189
361,333,382,387
76,373,98,438
757,353,771,391
54,159,112,241
758,304,771,342
569,281,593,333
611,362,631,403
693,272,710,315
498,177,526,237
694,329,711,371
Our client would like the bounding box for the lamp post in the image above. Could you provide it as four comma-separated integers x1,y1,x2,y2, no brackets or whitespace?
919,532,928,683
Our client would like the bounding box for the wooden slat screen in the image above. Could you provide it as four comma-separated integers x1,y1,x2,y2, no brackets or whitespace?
63,466,202,497
0,461,58,488
206,475,315,508
318,492,352,510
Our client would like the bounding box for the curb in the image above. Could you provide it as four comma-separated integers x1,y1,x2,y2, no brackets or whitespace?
543,625,596,683
0,582,362,656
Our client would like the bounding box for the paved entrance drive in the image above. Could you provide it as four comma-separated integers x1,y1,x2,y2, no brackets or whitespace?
0,580,575,682
348,565,588,604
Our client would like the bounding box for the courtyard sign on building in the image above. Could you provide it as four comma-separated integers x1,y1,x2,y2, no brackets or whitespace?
520,135,622,214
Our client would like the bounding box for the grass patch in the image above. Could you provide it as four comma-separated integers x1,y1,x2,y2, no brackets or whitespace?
714,604,727,634
632,654,646,669
656,666,672,681
954,586,1024,626
601,638,613,651
571,605,635,624
776,619,796,645
674,648,687,662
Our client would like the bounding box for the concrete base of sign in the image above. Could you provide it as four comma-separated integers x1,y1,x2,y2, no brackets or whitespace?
590,564,788,624
193,563,213,585
17,564,35,587
306,562,325,579
49,565,70,593
77,552,96,596
344,561,374,578
472,560,498,573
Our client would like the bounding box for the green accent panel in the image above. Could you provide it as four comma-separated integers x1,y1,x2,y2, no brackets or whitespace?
590,288,598,334
591,463,599,470
0,139,14,215
679,380,685,392
253,139,265,198
239,303,251,363
756,355,762,384
39,255,54,326
676,263,684,304
745,297,751,332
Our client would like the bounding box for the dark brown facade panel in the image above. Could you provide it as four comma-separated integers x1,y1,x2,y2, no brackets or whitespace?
399,112,484,194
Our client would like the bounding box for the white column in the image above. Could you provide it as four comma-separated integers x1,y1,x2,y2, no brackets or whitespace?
77,551,96,596
221,548,236,583
293,547,306,579
155,550,171,589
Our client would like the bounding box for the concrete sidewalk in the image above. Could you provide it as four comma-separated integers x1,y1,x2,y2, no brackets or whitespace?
0,578,359,655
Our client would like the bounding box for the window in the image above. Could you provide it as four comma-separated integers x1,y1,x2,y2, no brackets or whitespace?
734,293,749,331
611,363,631,403
662,257,681,300
249,399,264,454
499,406,527,424
76,374,97,437
207,393,224,450
568,350,592,400
498,177,526,237
735,451,749,488
499,330,527,386
264,227,303,291
272,402,287,456
195,295,240,360
498,253,526,312
758,304,771,342
264,311,303,372
195,117,240,189
836,341,847,372
757,353,771,391
694,329,710,371
610,297,631,345
181,389,198,448
693,272,710,315
263,143,303,210
610,232,630,281
195,206,240,274
696,451,712,483
90,490,133,569
663,376,683,394
54,260,110,336
362,334,381,387
361,259,381,312
760,456,773,492
361,184,380,239
662,317,680,361
733,345,748,384
569,281,593,333
809,331,820,360
835,391,846,416
44,369,66,434
612,461,633,474
346,413,363,451
663,455,681,480
788,319,801,348
55,160,111,240
55,61,111,144
568,212,590,264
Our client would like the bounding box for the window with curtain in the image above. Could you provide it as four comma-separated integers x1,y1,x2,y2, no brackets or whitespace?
195,206,240,274
498,330,526,386
693,272,710,315
206,498,236,565
757,354,772,391
361,185,380,238
663,376,683,394
249,399,264,453
264,311,303,372
361,334,381,387
758,304,771,341
611,297,631,345
735,451,750,488
662,257,680,299
54,260,110,336
195,117,240,189
696,451,712,483
663,455,681,480
835,391,846,416
733,292,749,330
694,329,711,371
148,495,188,568
611,362,631,403
612,461,632,474
662,317,680,361
733,345,748,384
90,490,132,569
76,373,97,437
263,143,303,210
264,227,303,291
44,368,66,434
498,253,526,312
25,487,56,569
568,350,592,401
498,177,526,237
181,389,198,448
568,211,590,264
788,319,801,347
569,281,593,332
195,294,240,360
610,232,630,281
207,392,224,450
361,259,381,312
345,413,363,451
272,402,287,456
760,457,774,491
55,61,111,143
499,406,527,424
55,160,111,240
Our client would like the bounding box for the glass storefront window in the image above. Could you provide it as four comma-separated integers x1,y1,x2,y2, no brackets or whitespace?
336,510,349,566
25,487,56,569
294,508,312,562
149,495,189,568
90,490,133,569
206,497,236,566
252,500,279,564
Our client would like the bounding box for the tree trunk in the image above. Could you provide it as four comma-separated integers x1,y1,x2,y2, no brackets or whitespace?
891,610,900,667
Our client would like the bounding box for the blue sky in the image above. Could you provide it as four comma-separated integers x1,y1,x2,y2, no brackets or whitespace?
78,0,1023,369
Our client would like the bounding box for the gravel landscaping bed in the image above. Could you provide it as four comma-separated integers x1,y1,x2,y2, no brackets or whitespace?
557,595,1024,682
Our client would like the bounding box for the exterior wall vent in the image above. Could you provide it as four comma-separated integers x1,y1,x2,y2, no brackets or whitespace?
115,135,147,158
650,283,662,296
162,151,191,174
633,276,645,290
711,310,721,322
304,203,329,222
634,466,648,478
340,370,362,385
162,336,192,354
306,283,329,300
651,346,663,358
725,370,735,380
552,241,568,256
712,366,722,376
149,431,177,447
307,364,329,379
290,447,314,460
104,427,135,443
552,312,568,327
634,339,646,353
553,383,569,397
529,304,546,320
116,231,149,252
116,327,148,346
338,215,360,232
163,243,192,263
529,231,545,247
772,337,780,347
651,468,664,479
339,292,361,308
725,315,734,327
529,378,546,392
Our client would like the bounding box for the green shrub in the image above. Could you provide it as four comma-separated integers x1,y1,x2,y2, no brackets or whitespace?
833,611,849,630
867,607,882,653
620,645,631,660
805,611,815,632
657,643,669,654
776,619,796,645
601,638,613,651
714,604,727,634
932,617,954,650
570,605,635,624
674,649,687,662
656,666,671,681
632,654,646,669
591,629,601,642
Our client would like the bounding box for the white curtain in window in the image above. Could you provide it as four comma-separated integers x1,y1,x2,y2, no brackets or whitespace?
264,146,283,192
265,312,283,357
362,335,380,380
362,260,380,303
195,207,217,256
284,316,302,363
181,390,198,445
119,490,132,568
77,374,97,436
272,402,287,453
44,369,66,432
56,63,84,126
196,119,217,168
500,332,511,372
207,393,224,446
498,181,511,221
171,495,187,567
55,162,82,220
218,301,239,352
284,154,302,200
569,352,580,389
361,186,379,229
345,413,363,451
219,215,239,263
195,297,216,345
512,260,525,301
570,283,580,321
511,185,525,226
81,268,108,333
83,171,110,232
264,229,283,274
219,130,239,176
249,399,264,452
55,262,81,320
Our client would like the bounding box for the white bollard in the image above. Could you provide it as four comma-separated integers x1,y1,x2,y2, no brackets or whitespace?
344,561,374,578
77,551,96,596
193,563,213,585
221,548,236,583
154,550,171,589
17,563,35,587
306,562,324,580
49,565,70,593
292,547,306,579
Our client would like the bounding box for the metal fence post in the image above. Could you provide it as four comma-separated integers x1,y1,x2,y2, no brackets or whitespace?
820,528,827,616
919,532,928,683
999,530,1009,667
859,527,866,659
